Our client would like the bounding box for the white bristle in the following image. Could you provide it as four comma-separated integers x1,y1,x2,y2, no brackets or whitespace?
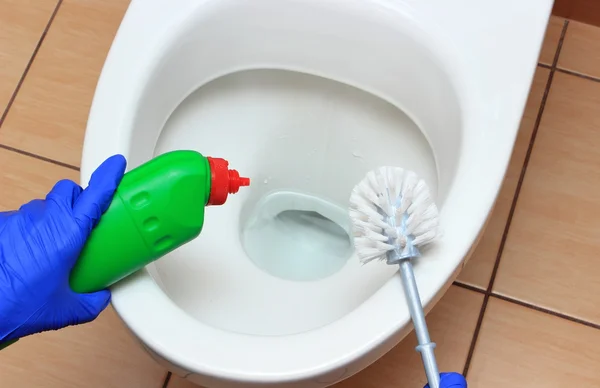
348,166,440,264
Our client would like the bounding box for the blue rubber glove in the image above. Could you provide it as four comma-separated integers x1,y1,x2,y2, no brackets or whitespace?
425,373,468,388
0,155,126,342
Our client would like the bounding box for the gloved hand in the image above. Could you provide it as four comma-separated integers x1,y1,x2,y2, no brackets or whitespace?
0,155,126,342
425,373,468,388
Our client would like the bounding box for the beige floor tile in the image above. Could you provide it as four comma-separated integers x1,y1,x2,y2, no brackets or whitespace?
457,67,550,289
331,286,482,388
558,20,600,78
0,149,166,387
468,297,600,387
0,0,58,118
0,148,79,210
539,16,565,65
0,307,166,388
494,72,600,323
0,0,131,167
166,287,482,388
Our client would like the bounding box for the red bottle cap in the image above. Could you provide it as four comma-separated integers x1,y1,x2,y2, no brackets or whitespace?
206,157,250,206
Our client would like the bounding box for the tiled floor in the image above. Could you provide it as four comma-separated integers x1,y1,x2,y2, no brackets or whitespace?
1,1,600,386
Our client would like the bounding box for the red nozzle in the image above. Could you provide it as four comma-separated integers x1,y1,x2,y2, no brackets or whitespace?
206,157,250,206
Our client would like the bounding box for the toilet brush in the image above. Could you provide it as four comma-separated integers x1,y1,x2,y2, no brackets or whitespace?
349,166,441,388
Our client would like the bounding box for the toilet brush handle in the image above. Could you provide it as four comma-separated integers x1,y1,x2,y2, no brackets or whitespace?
397,259,440,388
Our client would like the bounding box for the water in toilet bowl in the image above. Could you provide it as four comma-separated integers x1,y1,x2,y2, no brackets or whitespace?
149,69,438,336
242,190,354,282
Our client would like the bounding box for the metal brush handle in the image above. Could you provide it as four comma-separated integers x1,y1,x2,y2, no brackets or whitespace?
398,258,440,388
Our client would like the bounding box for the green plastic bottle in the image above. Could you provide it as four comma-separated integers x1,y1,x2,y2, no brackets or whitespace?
69,150,250,294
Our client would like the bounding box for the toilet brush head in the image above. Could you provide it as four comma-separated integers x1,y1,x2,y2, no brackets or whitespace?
349,166,440,264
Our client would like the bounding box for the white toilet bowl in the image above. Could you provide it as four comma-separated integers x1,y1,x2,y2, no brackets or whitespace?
81,0,552,386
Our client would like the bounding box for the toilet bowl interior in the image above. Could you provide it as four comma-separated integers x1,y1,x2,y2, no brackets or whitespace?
125,0,463,336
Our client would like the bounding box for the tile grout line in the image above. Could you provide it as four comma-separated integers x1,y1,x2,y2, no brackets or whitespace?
539,63,600,83
452,281,486,294
0,0,63,128
555,67,600,83
490,293,600,331
461,19,570,378
454,280,600,331
162,372,172,388
0,144,79,171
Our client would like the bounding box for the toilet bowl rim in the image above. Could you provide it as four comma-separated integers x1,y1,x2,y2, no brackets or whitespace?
108,244,464,382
